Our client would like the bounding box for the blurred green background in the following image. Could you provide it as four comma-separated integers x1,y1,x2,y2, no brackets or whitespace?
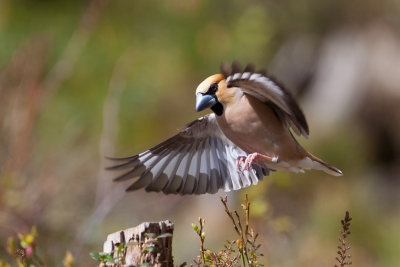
1,0,400,266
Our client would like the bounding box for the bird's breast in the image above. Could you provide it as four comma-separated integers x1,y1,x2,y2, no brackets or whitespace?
216,94,303,160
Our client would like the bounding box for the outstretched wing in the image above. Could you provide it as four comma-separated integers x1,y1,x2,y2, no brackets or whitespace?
221,62,309,137
108,114,268,195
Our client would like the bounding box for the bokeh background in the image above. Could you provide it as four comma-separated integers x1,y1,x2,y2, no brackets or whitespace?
1,0,400,266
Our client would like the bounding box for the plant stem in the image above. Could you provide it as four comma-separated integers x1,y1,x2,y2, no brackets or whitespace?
199,218,206,265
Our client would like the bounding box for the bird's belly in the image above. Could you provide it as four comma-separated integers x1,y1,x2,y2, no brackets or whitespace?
216,97,281,156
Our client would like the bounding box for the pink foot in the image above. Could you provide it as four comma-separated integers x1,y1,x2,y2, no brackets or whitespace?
243,153,279,170
236,156,247,171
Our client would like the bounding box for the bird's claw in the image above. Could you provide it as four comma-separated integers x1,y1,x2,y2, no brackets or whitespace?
243,153,258,170
238,153,279,171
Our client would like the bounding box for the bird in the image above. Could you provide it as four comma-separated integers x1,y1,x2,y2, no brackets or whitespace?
108,62,342,195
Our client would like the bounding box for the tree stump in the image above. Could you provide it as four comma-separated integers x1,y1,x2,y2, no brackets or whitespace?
102,220,174,267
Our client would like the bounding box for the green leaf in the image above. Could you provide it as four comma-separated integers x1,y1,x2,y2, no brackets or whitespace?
90,252,115,263
89,252,102,262
143,246,158,253
192,223,200,234
144,233,156,239
157,233,172,239
117,243,124,255
102,253,115,263
20,240,27,249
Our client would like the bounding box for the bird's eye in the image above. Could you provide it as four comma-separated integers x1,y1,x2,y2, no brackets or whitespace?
207,82,218,94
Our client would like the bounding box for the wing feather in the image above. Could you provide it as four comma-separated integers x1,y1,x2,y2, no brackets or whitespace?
214,135,232,191
177,140,198,194
174,143,195,194
108,114,266,195
194,139,209,195
145,146,183,192
208,137,222,193
185,140,201,194
160,146,188,193
223,62,309,137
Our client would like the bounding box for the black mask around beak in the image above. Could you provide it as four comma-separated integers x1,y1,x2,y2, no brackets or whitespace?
195,92,217,112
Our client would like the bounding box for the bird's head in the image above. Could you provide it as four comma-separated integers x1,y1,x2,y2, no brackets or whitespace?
196,73,238,116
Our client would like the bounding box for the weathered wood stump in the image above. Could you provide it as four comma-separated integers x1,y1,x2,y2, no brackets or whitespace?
102,220,174,267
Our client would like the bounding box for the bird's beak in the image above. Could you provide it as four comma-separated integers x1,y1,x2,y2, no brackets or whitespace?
196,93,217,112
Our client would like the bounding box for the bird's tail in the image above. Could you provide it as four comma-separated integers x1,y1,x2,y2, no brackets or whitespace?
306,153,343,176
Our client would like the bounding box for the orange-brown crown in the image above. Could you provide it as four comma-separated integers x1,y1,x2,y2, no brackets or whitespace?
195,74,224,94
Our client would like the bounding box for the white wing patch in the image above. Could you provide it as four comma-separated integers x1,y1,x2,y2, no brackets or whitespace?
253,76,284,96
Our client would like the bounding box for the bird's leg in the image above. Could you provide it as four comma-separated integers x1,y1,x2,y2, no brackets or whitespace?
243,153,279,170
236,156,247,171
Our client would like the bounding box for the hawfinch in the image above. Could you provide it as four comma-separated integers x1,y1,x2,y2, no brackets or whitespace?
109,62,342,195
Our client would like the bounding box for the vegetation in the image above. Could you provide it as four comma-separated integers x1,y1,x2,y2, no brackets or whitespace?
0,197,354,266
1,227,73,267
335,211,352,267
192,195,263,267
